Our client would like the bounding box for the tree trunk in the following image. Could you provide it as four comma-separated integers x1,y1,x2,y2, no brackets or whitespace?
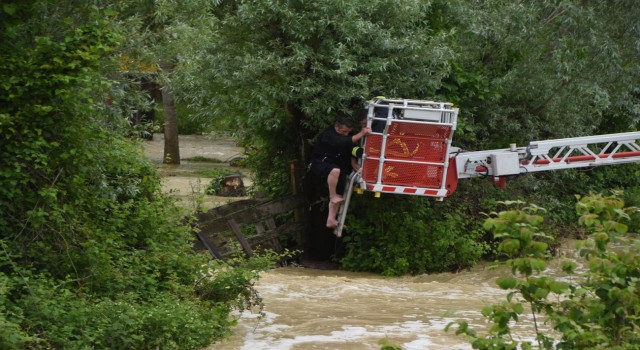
162,85,180,164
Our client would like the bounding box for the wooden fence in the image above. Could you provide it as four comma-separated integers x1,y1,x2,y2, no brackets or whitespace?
194,196,306,259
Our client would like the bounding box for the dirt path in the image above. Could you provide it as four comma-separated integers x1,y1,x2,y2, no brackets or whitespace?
143,133,251,211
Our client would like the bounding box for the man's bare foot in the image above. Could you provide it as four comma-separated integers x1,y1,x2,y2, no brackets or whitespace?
326,218,338,228
330,195,345,204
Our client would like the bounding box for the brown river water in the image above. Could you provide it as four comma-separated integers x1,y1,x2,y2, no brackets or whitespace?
207,243,583,350
142,135,583,349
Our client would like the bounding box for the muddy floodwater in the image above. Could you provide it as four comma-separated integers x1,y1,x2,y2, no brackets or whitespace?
207,243,581,350
146,135,580,349
208,266,497,350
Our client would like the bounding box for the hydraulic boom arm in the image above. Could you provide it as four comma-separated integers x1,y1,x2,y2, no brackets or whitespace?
456,132,640,179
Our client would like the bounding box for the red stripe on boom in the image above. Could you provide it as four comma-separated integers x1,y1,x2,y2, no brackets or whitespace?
528,151,640,165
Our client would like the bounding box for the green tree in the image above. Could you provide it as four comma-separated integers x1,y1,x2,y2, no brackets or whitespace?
171,0,454,195
447,0,640,149
111,0,187,164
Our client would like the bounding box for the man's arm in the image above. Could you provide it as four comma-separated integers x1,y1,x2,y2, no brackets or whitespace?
351,127,371,143
351,156,360,171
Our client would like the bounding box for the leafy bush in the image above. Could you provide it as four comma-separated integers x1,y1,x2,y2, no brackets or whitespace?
0,3,278,348
340,194,488,275
448,192,640,349
1,242,278,349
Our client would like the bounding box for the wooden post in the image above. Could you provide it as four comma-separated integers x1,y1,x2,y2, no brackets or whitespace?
265,218,277,231
228,218,253,257
254,222,265,235
265,218,283,253
290,160,304,247
290,160,298,195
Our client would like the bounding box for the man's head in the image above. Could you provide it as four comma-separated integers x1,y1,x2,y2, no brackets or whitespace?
334,117,354,136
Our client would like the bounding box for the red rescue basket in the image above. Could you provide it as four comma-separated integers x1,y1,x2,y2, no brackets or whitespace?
360,98,460,199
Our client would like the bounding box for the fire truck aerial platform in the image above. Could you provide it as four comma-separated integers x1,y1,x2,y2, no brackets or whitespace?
333,97,640,237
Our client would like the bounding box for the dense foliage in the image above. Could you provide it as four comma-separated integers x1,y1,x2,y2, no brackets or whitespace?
341,194,488,275
162,0,640,274
445,0,640,149
169,0,640,156
0,2,276,349
448,193,640,349
171,0,454,196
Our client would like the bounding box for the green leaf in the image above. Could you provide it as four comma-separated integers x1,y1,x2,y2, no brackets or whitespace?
499,239,521,255
533,287,550,300
496,276,518,289
613,222,628,234
483,218,495,230
529,241,548,254
561,260,578,274
549,281,570,294
512,303,524,314
481,306,494,317
3,4,17,15
530,258,547,272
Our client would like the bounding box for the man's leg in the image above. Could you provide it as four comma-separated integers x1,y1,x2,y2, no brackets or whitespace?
330,173,348,232
327,168,345,204
330,201,344,232
327,201,339,228
326,168,344,228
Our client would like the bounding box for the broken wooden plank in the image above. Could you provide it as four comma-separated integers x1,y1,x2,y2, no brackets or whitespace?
264,218,282,252
254,221,266,235
228,218,253,257
265,218,277,231
192,195,307,259
195,231,225,260
199,196,304,223
197,198,269,221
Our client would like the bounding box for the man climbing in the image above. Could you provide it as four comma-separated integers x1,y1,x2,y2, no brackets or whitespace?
310,117,371,229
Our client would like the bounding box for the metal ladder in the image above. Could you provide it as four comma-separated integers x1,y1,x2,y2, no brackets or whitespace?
333,170,361,237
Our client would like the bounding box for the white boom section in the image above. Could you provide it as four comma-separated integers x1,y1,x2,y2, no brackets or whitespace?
456,131,640,179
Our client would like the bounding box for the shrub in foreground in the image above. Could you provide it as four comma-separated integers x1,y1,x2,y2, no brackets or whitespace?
448,192,640,349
